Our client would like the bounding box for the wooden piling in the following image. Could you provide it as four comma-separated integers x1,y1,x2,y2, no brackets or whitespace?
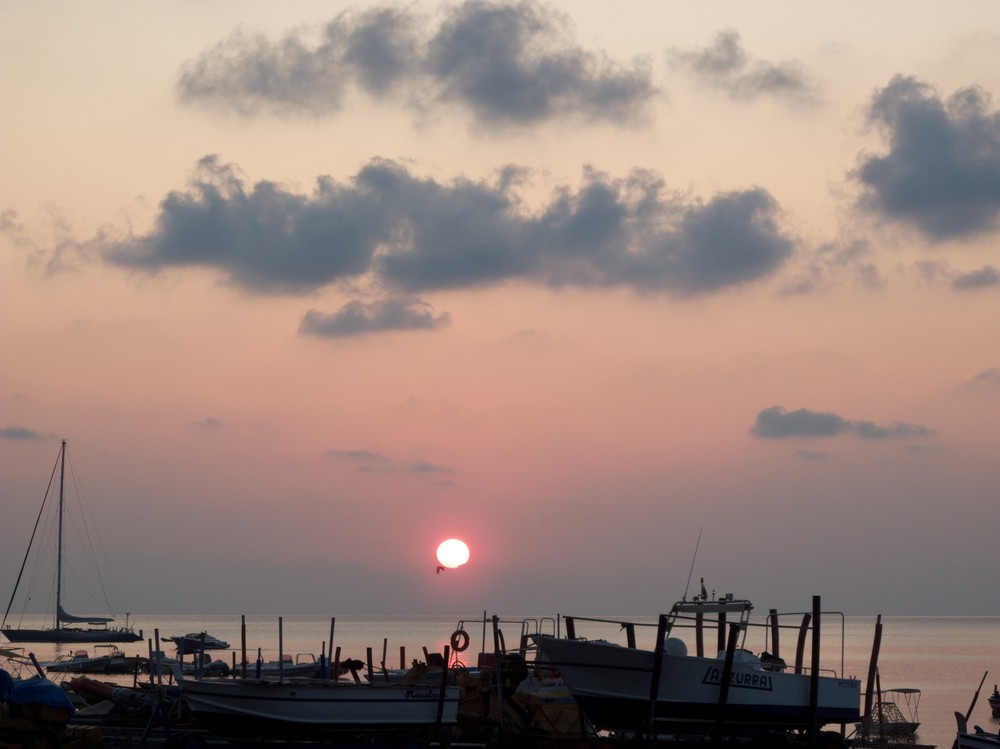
435,644,451,727
795,613,811,674
646,613,669,740
711,623,741,747
864,615,883,720
808,596,821,748
769,608,780,659
240,615,247,678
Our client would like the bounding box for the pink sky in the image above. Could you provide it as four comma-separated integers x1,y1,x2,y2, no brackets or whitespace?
2,1,999,620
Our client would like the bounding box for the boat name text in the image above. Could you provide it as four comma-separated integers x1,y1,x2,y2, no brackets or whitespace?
405,688,439,700
701,667,774,691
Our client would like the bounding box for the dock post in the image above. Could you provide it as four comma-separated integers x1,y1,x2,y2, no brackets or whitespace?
769,608,780,660
711,623,741,747
436,644,451,728
795,613,811,674
278,616,284,683
717,609,727,655
367,647,374,682
400,645,406,670
696,609,704,657
646,613,669,740
808,596,821,749
492,615,506,733
240,615,247,678
863,615,883,722
154,629,162,685
623,622,636,649
565,616,576,640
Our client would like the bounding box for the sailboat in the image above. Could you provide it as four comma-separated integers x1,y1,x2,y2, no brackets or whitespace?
1,440,142,644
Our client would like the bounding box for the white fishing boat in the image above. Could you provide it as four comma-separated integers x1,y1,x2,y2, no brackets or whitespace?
43,645,130,674
537,595,861,737
1,441,142,644
177,672,459,728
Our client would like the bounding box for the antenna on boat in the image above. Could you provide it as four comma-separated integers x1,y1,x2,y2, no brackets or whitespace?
682,527,703,601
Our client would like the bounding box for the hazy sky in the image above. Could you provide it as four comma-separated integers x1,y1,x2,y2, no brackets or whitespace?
2,1,999,620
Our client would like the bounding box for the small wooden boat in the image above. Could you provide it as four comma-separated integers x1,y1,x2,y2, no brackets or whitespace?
955,712,1000,749
177,670,459,728
854,686,922,741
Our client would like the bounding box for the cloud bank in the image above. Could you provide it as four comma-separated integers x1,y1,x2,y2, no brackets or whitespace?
102,156,796,304
751,405,933,440
856,75,1000,241
177,0,657,129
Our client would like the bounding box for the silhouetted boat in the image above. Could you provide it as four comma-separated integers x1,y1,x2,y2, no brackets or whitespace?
1,441,142,644
176,667,459,728
537,595,862,737
162,632,230,654
43,645,131,674
955,711,1000,749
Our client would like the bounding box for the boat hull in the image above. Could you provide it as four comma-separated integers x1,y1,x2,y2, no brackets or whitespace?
2,627,142,644
538,636,861,734
957,731,1000,749
181,678,460,728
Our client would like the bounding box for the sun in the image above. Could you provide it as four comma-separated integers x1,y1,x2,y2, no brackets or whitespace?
436,538,470,569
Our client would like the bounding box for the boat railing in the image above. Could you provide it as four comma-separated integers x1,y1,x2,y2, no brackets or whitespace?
559,606,850,679
453,615,558,662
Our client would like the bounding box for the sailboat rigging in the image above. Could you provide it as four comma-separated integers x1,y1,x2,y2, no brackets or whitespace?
1,440,142,644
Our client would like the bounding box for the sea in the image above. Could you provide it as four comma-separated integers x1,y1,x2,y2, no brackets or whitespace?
5,612,1000,749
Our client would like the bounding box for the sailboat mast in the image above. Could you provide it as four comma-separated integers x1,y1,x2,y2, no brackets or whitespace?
55,439,66,630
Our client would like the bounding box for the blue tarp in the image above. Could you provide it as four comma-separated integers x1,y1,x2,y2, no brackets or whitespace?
0,670,74,717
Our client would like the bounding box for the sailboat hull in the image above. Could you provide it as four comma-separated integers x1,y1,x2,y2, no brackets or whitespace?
1,627,143,644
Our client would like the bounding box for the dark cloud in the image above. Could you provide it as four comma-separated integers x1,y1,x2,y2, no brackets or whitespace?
325,449,390,463
404,461,454,475
0,425,51,441
177,1,656,129
671,29,817,105
968,368,1000,387
855,75,1000,240
193,417,223,429
795,450,833,462
426,0,655,126
952,265,1000,290
780,239,882,295
101,156,797,306
752,406,933,440
177,27,349,117
104,156,389,294
323,449,454,479
299,297,451,338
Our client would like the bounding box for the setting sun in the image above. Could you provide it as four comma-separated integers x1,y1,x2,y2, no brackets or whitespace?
436,539,470,569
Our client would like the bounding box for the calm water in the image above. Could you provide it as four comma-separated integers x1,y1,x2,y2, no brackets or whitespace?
6,613,999,748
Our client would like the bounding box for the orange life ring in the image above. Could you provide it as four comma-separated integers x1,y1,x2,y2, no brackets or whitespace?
450,628,470,653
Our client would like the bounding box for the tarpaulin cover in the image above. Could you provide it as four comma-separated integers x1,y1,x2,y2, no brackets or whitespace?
0,670,74,716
